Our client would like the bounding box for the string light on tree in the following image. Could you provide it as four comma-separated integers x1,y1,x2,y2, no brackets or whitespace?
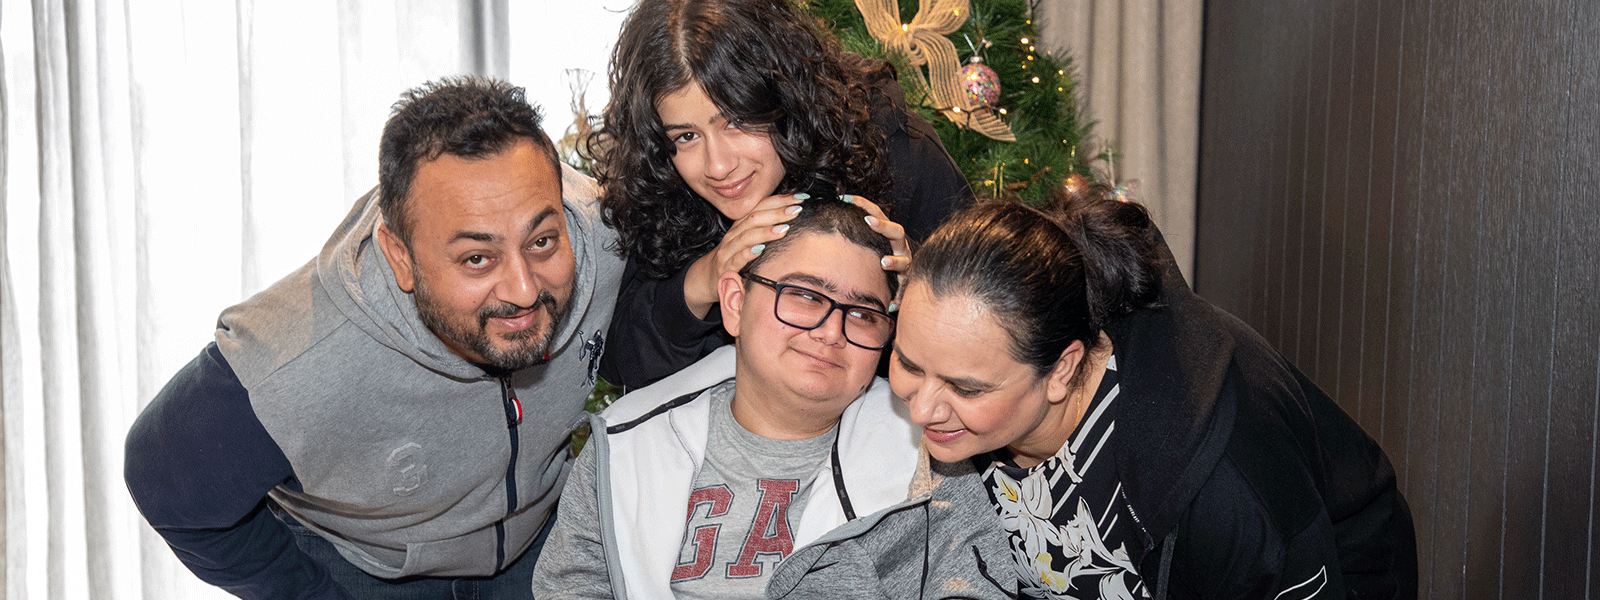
805,0,1116,204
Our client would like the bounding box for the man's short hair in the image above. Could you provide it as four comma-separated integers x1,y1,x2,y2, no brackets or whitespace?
378,76,560,246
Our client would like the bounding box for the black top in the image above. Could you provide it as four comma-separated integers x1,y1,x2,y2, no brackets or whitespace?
1101,239,1418,599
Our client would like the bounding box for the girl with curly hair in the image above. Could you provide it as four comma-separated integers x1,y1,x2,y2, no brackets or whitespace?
593,0,974,388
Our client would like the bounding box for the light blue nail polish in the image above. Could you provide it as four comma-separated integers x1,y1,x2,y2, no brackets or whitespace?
794,192,811,200
750,244,766,255
839,194,854,203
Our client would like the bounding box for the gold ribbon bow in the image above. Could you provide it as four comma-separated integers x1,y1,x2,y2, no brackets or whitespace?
853,0,1015,141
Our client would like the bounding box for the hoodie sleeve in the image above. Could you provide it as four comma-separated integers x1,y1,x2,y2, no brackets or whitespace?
125,343,352,600
530,435,616,599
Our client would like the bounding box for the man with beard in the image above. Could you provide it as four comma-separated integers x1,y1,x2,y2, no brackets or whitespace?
124,76,624,599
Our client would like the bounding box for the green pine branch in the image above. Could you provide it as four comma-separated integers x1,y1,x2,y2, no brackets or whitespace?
805,0,1102,205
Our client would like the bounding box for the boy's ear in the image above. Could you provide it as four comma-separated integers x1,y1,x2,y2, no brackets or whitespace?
1045,340,1086,404
718,272,748,338
377,222,416,293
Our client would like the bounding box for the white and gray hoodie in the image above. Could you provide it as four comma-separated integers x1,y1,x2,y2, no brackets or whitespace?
125,164,623,598
530,346,926,599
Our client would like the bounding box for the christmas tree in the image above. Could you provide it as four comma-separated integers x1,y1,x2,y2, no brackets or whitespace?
569,0,1115,432
804,0,1105,205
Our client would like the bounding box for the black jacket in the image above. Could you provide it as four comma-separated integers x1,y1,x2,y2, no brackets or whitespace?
598,72,974,389
1104,242,1417,598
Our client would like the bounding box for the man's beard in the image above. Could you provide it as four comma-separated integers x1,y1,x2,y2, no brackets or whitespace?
413,273,573,371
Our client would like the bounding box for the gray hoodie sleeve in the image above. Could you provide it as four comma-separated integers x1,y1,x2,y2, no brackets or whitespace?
531,439,616,599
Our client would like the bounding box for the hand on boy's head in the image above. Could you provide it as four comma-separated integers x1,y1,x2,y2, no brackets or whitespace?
683,193,805,318
710,192,805,274
838,194,910,310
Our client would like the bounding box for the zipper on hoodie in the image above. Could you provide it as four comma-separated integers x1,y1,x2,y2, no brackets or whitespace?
495,375,522,572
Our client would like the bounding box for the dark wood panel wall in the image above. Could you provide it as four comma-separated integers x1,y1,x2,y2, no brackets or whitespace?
1195,0,1599,598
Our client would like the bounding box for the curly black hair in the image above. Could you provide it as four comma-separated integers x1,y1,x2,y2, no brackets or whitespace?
589,0,892,279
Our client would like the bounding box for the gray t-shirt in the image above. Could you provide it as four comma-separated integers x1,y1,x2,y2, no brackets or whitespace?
669,384,838,599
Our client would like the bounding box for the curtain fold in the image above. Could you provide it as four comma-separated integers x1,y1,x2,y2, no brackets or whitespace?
1036,0,1202,279
4,0,475,597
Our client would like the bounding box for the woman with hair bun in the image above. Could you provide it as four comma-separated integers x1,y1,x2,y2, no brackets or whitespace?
592,0,973,389
767,188,1418,599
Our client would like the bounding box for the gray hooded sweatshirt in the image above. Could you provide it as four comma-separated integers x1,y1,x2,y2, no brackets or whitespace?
125,164,623,594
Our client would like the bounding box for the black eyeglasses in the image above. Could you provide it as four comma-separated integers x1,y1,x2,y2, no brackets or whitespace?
740,272,895,350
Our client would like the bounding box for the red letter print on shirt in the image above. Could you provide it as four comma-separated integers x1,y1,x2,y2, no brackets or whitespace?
673,485,734,581
727,479,799,578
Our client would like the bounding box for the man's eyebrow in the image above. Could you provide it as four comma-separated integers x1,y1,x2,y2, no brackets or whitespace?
782,272,888,311
447,206,559,245
523,206,559,236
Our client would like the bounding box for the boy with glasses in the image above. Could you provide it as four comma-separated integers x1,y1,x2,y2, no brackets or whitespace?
532,195,920,598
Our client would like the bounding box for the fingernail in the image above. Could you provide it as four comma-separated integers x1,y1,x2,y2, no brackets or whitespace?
881,256,893,268
887,303,899,313
786,205,803,215
794,192,811,200
750,244,766,255
774,224,790,234
865,215,879,227
839,194,854,203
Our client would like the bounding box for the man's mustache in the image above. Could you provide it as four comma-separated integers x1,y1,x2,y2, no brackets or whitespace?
477,291,559,328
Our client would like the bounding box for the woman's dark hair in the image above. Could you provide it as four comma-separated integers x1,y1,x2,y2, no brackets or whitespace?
378,76,557,247
907,185,1164,381
592,0,892,278
742,195,898,300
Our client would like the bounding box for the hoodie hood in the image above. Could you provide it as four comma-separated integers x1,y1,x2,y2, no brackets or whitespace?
314,163,607,380
1103,235,1240,541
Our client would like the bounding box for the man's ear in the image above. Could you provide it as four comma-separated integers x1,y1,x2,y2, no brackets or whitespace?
1045,340,1086,404
376,222,417,293
718,272,747,339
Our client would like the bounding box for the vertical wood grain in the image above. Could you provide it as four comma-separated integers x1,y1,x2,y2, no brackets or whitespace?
1196,0,1599,596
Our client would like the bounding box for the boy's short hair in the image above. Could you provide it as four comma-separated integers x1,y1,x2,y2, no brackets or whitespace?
741,196,897,299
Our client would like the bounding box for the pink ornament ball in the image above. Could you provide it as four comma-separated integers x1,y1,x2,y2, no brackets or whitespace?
959,62,1001,107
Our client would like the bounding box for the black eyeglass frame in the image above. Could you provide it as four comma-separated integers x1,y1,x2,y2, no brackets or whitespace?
739,271,896,351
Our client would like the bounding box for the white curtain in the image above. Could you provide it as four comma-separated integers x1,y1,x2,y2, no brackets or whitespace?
1036,0,1202,278
0,0,492,596
0,0,1177,597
